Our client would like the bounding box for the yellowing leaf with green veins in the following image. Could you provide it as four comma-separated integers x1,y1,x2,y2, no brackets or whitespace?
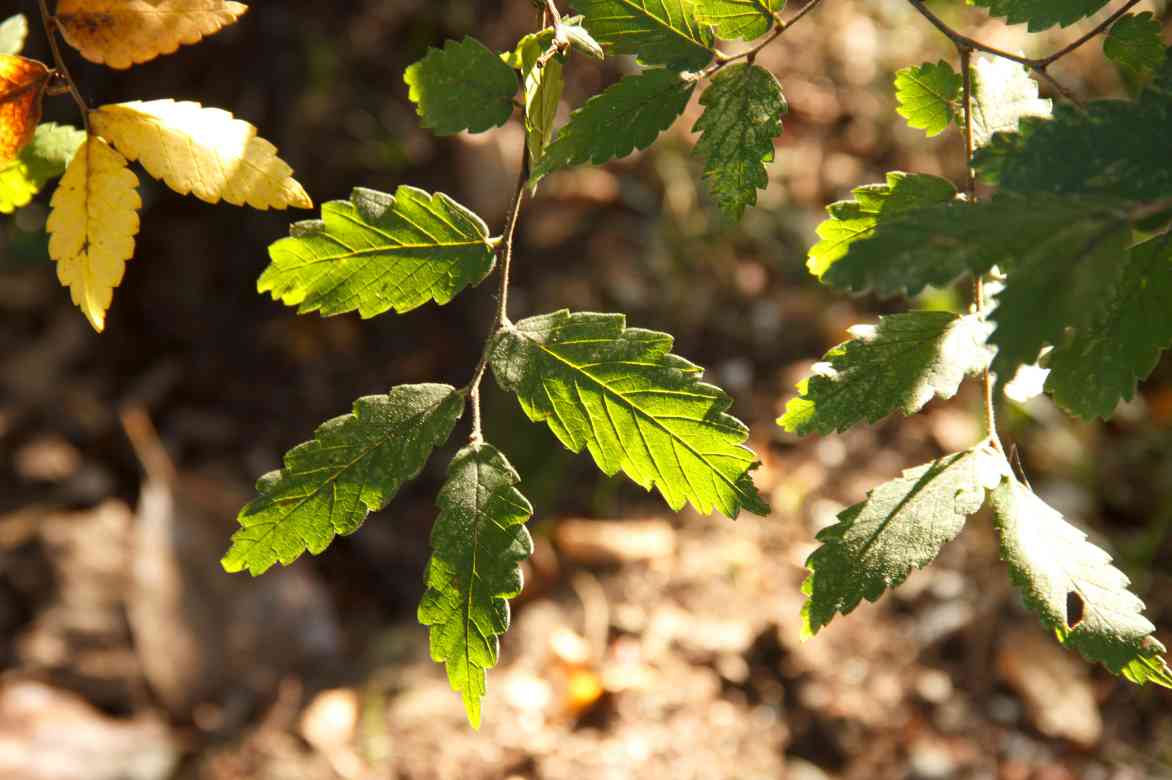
894,61,961,137
802,447,1007,638
780,312,992,436
694,0,782,41
260,186,496,319
490,310,768,518
89,99,312,210
55,0,248,69
46,136,142,332
0,123,85,214
0,14,28,55
223,384,464,576
970,55,1051,150
420,443,533,729
992,476,1172,687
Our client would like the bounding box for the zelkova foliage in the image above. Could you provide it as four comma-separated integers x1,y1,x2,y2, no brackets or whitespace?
0,4,310,331
7,0,1170,728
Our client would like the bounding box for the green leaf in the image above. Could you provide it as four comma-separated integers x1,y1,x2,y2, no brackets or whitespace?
802,447,1006,638
533,69,695,179
419,443,534,730
974,59,1172,203
0,123,85,214
259,186,496,319
1046,236,1172,420
987,204,1131,393
970,55,1051,150
694,0,783,41
404,37,519,136
992,477,1172,687
571,0,715,70
490,310,768,518
779,312,992,436
510,30,566,175
693,62,786,220
808,172,957,282
894,61,961,138
968,0,1111,32
814,181,1131,300
223,384,465,576
0,14,27,55
1104,13,1167,77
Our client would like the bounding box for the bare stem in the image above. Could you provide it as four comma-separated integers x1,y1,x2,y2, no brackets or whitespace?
703,0,827,78
466,139,530,444
36,0,89,130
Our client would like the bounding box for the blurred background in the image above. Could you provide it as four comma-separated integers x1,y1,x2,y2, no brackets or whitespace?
1,1,1170,778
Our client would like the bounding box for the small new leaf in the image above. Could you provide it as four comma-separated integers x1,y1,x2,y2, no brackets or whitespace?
970,55,1051,150
534,69,694,179
571,0,715,70
693,63,786,220
894,61,960,138
992,477,1172,687
968,0,1111,32
419,443,534,729
223,385,464,576
510,30,565,174
55,0,248,69
1046,236,1172,420
260,187,496,319
404,37,519,136
694,0,783,42
802,447,1006,638
90,99,312,210
46,136,142,332
490,310,768,518
0,55,51,164
1104,13,1167,77
780,312,992,436
0,122,85,214
0,14,28,55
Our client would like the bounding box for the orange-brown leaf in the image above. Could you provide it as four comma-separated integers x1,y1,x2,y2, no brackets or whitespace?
55,0,248,69
0,54,50,163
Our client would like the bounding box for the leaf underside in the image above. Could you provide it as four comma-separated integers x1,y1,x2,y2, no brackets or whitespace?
223,384,464,576
780,311,992,436
260,186,496,319
419,443,534,729
693,62,787,220
571,0,715,70
992,477,1172,687
490,310,768,518
802,448,1004,638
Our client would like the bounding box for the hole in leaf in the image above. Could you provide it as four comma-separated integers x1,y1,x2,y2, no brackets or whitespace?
1066,591,1085,628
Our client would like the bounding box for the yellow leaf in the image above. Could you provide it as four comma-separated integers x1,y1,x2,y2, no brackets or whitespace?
90,99,312,210
55,0,248,69
47,136,142,332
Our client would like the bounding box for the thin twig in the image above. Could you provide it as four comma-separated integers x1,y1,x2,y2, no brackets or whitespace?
466,141,530,444
36,0,89,130
905,0,1135,105
962,36,1003,453
702,0,827,78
